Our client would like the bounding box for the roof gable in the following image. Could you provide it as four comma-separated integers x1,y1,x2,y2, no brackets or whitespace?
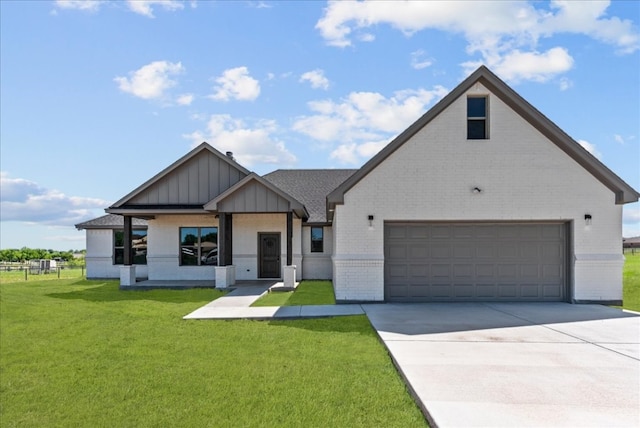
328,66,639,215
204,173,309,219
110,143,250,209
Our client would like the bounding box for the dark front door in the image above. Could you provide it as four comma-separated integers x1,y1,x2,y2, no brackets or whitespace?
259,233,281,278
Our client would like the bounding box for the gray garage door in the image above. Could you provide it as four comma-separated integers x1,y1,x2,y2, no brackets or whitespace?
384,223,567,302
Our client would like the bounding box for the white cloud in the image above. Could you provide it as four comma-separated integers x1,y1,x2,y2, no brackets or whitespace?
114,60,184,100
55,0,190,16
410,49,433,70
300,69,330,90
176,93,194,106
559,76,573,91
541,1,639,55
330,139,389,166
54,0,104,12
316,1,638,83
126,0,184,18
577,139,602,160
184,115,296,167
293,85,448,142
0,172,109,226
210,67,261,101
463,47,574,83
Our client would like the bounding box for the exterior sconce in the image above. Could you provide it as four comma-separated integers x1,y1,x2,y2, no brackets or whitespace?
368,215,374,227
472,187,482,194
584,214,592,225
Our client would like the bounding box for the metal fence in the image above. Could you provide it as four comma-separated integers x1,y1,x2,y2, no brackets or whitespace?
0,263,85,281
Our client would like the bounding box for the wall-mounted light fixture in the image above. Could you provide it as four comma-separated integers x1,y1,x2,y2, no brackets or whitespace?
368,215,374,227
584,214,592,225
472,187,482,194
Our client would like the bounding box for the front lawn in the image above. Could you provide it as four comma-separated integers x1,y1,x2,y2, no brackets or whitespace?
623,252,640,311
252,280,335,307
0,279,426,427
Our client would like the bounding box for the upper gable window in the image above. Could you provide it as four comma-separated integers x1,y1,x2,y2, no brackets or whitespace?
467,96,488,140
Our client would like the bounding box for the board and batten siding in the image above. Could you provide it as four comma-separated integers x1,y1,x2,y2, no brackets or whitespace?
217,180,291,213
129,151,247,205
332,82,623,303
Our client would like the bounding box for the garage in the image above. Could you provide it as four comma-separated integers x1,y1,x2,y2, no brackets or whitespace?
384,222,568,302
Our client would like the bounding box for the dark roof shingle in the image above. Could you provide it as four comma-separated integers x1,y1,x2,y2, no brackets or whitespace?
75,214,148,230
263,169,357,223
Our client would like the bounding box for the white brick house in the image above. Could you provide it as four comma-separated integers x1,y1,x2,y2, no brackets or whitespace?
77,66,638,304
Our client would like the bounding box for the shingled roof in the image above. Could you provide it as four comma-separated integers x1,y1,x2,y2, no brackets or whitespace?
75,214,148,230
263,169,357,223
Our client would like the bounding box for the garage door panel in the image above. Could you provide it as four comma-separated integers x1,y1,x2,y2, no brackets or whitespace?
387,264,407,279
543,264,562,279
431,264,451,278
498,264,518,277
385,223,567,302
453,244,474,259
431,284,452,298
498,243,519,258
409,264,427,278
476,264,495,277
386,244,407,259
520,264,540,278
498,284,518,298
409,244,428,259
453,284,474,297
453,264,474,278
431,244,451,258
476,284,497,298
431,226,452,238
520,284,541,298
386,284,409,298
541,243,563,260
520,243,540,259
476,244,497,258
453,225,474,238
543,285,562,298
408,285,429,298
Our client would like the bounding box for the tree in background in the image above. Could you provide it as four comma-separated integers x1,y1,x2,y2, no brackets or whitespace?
0,248,80,263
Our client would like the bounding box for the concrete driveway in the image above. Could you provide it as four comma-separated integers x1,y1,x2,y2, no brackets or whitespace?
362,303,639,427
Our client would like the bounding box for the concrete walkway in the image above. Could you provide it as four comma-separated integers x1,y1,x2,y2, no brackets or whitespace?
363,303,640,428
183,285,364,320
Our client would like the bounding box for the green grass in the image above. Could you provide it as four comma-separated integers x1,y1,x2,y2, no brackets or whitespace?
251,280,336,307
0,278,426,428
623,253,640,312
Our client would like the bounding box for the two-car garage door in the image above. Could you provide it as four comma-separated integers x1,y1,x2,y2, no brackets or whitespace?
384,222,568,302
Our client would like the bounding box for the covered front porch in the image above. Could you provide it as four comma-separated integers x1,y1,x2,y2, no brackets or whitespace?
120,279,299,292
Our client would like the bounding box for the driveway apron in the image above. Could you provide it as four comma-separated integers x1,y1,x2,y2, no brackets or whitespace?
363,303,640,428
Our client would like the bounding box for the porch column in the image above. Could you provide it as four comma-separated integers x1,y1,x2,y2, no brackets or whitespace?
123,215,133,266
216,213,235,288
284,211,296,289
218,213,233,266
286,212,293,266
120,215,136,286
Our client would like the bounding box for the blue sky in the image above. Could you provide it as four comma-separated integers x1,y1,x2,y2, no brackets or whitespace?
1,0,639,250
